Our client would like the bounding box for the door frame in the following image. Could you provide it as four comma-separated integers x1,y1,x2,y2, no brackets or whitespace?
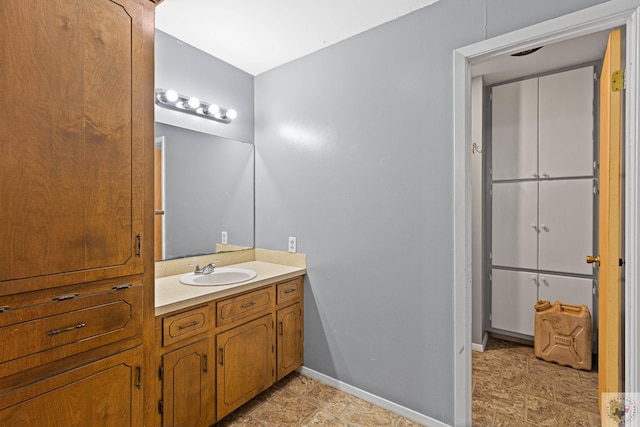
453,1,640,425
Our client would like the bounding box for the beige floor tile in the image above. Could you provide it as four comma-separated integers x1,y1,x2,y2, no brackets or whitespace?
274,372,319,396
250,390,317,426
473,337,599,425
215,412,266,427
340,397,399,426
301,409,348,427
302,383,354,416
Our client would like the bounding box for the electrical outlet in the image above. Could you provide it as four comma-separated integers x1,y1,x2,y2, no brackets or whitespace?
288,236,297,253
221,231,228,244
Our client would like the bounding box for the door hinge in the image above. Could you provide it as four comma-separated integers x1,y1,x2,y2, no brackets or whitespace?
620,258,625,267
158,366,164,380
158,400,163,414
612,70,625,92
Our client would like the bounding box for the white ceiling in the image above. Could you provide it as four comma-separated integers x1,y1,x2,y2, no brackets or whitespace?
155,0,441,75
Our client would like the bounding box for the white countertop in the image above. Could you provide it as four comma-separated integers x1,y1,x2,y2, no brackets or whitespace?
155,260,306,316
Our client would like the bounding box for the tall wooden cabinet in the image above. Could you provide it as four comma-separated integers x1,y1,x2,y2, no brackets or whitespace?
0,0,157,425
490,66,596,338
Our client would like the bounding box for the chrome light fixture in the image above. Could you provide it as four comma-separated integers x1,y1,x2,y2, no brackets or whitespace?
155,88,237,124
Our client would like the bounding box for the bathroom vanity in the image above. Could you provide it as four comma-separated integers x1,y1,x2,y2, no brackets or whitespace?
154,256,305,426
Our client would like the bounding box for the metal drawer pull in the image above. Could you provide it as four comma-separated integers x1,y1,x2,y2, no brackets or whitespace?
279,322,283,336
240,301,256,309
0,306,9,313
113,284,132,290
284,289,297,294
203,354,208,373
178,321,199,330
48,323,86,336
53,293,79,301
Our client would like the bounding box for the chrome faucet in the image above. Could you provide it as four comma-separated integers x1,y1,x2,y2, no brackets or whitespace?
189,260,219,275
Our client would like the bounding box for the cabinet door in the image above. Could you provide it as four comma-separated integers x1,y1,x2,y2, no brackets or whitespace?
277,303,303,380
492,182,538,270
162,338,215,427
0,347,143,426
539,66,594,178
538,179,594,275
538,274,593,319
491,269,538,336
216,313,275,420
491,78,539,180
0,0,146,292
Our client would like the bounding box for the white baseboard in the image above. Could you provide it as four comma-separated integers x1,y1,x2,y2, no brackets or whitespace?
298,366,451,427
471,332,489,352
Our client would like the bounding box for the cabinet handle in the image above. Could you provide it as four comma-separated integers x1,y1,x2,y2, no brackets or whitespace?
0,306,9,313
53,293,78,301
48,323,86,336
136,366,142,389
540,224,549,232
284,289,297,294
240,301,256,309
178,321,199,330
279,322,283,336
203,354,208,373
113,284,132,290
530,223,539,233
136,233,142,257
219,348,224,366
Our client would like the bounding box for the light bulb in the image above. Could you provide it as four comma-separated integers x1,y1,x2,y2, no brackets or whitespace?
206,104,220,115
164,89,179,103
226,109,237,120
187,97,200,109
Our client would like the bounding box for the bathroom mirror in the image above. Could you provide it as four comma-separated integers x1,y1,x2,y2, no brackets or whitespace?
155,122,254,261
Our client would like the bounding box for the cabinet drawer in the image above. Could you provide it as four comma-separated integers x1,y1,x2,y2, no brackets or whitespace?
216,287,274,328
0,283,142,365
162,305,210,347
276,277,303,305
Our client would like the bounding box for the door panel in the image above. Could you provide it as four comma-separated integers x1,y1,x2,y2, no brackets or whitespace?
492,79,539,180
492,182,538,269
538,179,593,275
597,28,623,400
491,269,538,336
538,67,595,178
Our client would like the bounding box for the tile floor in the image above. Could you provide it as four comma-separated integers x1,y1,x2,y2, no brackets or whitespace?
214,372,426,427
214,336,600,427
472,337,600,427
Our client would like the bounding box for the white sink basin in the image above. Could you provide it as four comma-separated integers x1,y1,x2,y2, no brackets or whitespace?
179,268,257,286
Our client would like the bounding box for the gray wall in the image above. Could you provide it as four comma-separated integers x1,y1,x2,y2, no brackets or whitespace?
254,0,606,424
155,30,254,143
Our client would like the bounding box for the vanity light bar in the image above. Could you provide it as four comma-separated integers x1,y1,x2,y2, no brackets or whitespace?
154,88,237,124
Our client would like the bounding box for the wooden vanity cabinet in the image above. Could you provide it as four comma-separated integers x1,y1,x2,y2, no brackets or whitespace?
277,302,303,380
155,275,304,424
0,0,157,425
160,338,215,427
216,313,276,419
0,347,144,426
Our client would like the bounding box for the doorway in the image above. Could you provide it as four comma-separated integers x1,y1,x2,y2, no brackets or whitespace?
453,1,640,425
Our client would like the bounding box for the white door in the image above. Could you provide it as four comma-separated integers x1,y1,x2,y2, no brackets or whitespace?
492,181,538,270
538,274,594,318
538,179,593,274
492,78,539,180
538,66,594,178
491,269,539,336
